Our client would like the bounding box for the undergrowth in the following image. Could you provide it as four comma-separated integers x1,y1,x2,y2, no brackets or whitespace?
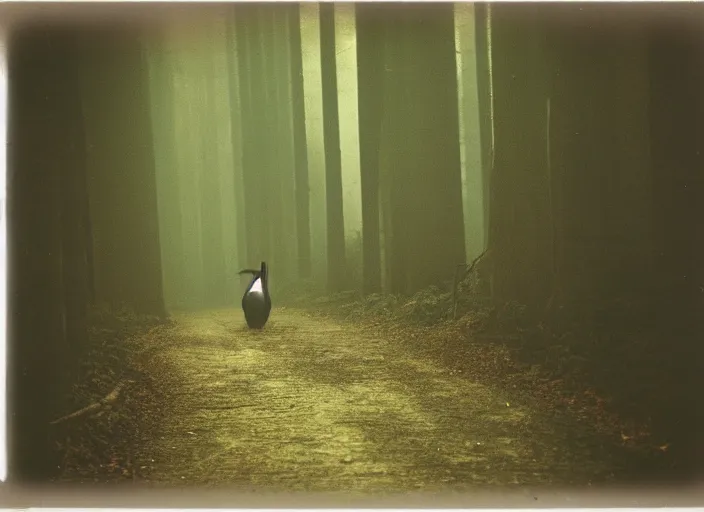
277,264,698,482
50,303,169,484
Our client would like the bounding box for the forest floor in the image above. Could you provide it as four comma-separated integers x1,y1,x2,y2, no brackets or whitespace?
47,304,688,502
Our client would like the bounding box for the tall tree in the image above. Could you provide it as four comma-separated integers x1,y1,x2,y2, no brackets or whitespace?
234,7,261,268
649,6,703,329
485,3,552,306
195,25,228,307
288,3,312,280
257,5,299,290
319,2,347,293
258,6,282,284
473,2,494,254
208,17,241,306
170,30,206,309
225,9,250,275
648,3,704,477
454,3,489,263
7,26,90,482
78,25,166,316
376,6,406,293
547,4,652,309
272,6,300,287
334,3,365,292
376,4,467,295
299,3,329,289
355,3,386,295
146,27,185,311
236,5,272,268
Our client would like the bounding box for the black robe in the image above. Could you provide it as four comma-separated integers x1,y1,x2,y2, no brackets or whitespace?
238,261,271,329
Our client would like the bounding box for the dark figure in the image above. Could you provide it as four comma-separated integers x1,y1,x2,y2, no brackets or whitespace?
238,261,271,329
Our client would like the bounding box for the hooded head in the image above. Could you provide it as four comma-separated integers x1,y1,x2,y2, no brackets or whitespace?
260,261,268,287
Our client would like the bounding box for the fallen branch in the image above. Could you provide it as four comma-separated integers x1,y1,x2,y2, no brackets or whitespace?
452,249,489,319
50,379,135,426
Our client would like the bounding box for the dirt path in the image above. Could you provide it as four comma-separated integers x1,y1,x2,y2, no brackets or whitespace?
132,307,624,493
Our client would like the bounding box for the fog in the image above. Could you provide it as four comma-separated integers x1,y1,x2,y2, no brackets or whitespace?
3,1,703,503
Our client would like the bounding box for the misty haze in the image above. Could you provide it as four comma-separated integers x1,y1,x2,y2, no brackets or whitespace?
3,1,703,505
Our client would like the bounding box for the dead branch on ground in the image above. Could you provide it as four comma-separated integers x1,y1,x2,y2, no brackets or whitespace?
452,249,488,319
49,379,136,426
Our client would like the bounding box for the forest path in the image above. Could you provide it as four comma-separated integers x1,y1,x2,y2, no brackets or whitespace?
133,307,620,493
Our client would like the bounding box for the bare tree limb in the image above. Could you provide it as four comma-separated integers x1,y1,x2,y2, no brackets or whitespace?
452,249,489,319
50,379,135,426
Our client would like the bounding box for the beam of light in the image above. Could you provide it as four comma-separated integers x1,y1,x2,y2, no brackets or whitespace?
0,29,7,484
250,277,263,294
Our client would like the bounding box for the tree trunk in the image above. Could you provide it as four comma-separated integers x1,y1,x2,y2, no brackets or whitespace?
196,27,228,307
234,7,260,268
299,3,329,289
334,4,365,292
548,5,652,310
78,26,166,316
473,2,494,255
225,8,250,274
355,3,385,295
7,26,88,483
236,5,272,268
288,3,312,280
272,6,300,288
376,8,407,294
146,28,185,311
319,2,347,293
259,7,282,287
487,3,551,307
377,4,466,295
170,32,206,309
648,5,704,478
207,18,240,306
454,3,488,264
